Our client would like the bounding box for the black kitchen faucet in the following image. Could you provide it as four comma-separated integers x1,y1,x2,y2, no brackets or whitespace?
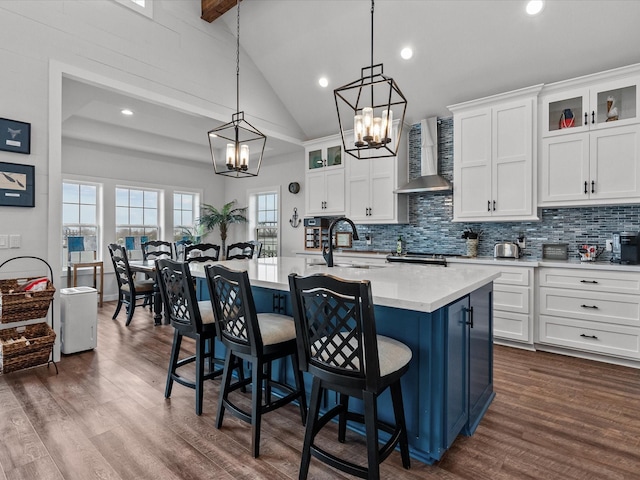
322,217,359,267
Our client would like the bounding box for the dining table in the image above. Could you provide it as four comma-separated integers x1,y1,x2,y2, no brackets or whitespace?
128,259,164,325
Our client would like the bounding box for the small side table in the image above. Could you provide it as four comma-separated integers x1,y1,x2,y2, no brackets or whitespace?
67,261,104,307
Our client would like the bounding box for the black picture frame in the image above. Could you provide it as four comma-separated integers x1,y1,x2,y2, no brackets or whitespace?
0,118,31,154
0,162,35,207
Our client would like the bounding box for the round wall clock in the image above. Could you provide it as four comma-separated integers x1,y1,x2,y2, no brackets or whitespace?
288,182,300,194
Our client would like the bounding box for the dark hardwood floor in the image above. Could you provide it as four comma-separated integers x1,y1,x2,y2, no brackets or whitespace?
1,302,640,479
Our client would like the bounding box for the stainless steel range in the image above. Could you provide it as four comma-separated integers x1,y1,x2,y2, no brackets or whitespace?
386,252,457,266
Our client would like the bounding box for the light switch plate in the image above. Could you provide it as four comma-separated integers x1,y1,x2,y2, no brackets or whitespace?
0,235,7,249
9,234,20,248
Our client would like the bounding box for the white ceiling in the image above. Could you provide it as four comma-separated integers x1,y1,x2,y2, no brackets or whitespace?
63,0,640,162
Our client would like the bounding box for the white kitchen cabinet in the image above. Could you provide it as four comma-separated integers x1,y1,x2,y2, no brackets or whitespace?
540,125,640,205
541,74,640,138
449,85,542,222
304,135,346,216
537,267,640,361
345,123,408,223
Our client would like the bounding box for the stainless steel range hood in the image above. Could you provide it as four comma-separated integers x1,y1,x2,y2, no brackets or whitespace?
395,117,452,194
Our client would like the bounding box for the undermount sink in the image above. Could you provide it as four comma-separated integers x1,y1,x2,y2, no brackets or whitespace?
331,263,386,269
305,260,385,269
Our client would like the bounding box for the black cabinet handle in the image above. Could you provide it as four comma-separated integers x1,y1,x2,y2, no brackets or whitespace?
584,181,588,194
584,112,588,125
487,200,491,212
464,306,474,328
591,111,595,124
580,304,599,309
580,333,598,340
580,280,598,284
591,180,595,194
493,200,496,211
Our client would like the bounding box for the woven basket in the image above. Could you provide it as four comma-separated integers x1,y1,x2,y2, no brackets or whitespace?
0,322,56,374
0,278,55,323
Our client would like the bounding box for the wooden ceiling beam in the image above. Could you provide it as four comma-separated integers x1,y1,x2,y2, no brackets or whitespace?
201,0,238,23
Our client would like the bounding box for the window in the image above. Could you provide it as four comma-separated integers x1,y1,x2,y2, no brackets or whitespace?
173,192,199,241
114,0,153,18
62,182,100,268
116,187,160,259
254,192,279,258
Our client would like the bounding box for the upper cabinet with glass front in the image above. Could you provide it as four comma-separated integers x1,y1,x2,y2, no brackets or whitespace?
306,138,343,171
542,68,640,137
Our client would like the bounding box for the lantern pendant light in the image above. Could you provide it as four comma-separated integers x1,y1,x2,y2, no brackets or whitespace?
334,0,407,160
208,0,266,178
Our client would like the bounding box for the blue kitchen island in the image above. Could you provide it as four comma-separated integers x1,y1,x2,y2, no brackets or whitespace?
191,256,499,465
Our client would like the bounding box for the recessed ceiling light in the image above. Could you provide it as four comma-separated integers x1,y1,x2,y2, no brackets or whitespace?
318,77,329,88
400,47,413,60
526,0,544,15
121,109,134,116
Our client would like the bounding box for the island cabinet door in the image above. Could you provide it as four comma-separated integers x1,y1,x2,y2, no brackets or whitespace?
466,283,494,435
444,296,469,449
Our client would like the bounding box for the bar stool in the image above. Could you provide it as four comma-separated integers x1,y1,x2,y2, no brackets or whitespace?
205,264,307,458
288,273,412,480
155,258,229,415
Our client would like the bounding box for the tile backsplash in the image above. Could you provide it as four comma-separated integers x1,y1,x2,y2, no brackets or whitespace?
349,117,640,260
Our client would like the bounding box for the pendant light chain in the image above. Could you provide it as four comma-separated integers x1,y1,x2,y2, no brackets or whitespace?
236,0,240,116
370,0,374,108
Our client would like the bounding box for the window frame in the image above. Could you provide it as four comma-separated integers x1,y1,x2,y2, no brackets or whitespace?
61,180,102,268
115,185,163,260
248,187,281,258
173,190,200,242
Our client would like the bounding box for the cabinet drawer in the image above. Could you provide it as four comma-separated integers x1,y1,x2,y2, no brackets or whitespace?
494,285,529,314
539,314,640,359
494,311,530,343
494,267,530,287
539,287,640,326
538,267,640,294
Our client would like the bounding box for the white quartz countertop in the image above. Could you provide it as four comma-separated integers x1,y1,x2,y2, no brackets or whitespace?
296,250,640,272
189,256,500,313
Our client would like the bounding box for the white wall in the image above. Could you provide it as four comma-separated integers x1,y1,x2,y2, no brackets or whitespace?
0,0,304,359
222,150,305,257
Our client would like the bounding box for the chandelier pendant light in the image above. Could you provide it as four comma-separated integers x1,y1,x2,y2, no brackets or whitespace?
334,0,407,160
208,0,266,178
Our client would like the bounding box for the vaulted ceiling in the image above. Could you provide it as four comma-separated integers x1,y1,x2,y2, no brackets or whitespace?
63,0,640,164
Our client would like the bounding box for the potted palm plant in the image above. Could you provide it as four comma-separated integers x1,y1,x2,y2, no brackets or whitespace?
198,200,248,258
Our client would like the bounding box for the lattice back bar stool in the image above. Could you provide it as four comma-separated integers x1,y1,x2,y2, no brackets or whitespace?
288,273,412,480
155,258,229,415
205,264,307,458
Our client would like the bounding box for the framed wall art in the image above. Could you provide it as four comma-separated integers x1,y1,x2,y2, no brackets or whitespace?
0,118,31,154
0,162,35,207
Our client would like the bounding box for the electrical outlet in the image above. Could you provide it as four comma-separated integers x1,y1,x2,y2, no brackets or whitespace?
9,234,20,248
365,235,372,246
606,239,613,252
0,235,7,249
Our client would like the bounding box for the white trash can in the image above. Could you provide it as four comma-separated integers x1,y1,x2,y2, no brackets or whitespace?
60,286,98,354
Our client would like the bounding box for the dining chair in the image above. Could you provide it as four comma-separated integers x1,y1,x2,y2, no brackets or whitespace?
205,264,307,458
184,243,221,263
249,240,263,258
155,258,231,415
142,240,174,261
288,273,412,480
225,242,255,260
108,243,155,326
